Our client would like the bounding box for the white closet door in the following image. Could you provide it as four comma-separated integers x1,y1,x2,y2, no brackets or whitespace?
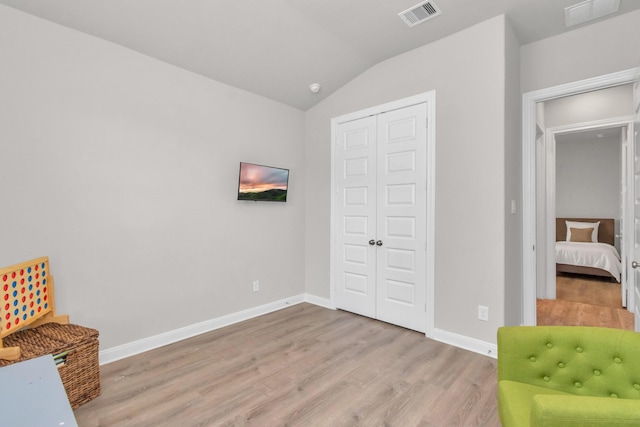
376,104,427,332
334,116,377,318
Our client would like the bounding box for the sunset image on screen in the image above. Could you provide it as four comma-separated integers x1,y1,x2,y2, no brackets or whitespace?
238,163,288,202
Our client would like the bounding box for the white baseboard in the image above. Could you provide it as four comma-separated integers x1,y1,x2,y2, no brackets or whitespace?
99,294,306,365
304,293,334,309
99,293,496,365
429,327,497,359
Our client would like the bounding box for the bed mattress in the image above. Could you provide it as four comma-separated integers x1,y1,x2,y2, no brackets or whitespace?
555,241,622,282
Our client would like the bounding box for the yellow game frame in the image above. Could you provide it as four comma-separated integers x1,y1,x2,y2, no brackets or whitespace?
0,256,69,360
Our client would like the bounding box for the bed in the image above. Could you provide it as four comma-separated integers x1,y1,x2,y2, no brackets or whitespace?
555,218,622,282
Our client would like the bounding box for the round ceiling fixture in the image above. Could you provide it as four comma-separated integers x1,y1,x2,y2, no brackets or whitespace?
309,83,321,93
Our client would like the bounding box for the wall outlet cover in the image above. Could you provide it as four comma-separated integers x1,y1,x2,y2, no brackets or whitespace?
478,305,489,321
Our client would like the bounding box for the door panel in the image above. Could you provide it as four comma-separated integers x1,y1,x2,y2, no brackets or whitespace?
376,104,427,332
334,103,428,333
335,116,377,318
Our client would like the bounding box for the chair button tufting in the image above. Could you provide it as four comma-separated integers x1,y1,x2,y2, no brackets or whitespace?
593,369,601,376
614,357,622,363
558,362,565,368
546,342,553,349
530,356,536,362
576,347,583,353
543,376,550,382
634,384,640,390
574,382,582,388
611,393,618,398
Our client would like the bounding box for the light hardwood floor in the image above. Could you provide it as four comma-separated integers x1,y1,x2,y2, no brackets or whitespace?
537,274,634,330
74,303,499,426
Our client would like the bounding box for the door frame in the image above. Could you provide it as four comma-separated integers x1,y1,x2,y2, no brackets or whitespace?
543,119,633,302
330,91,436,336
522,68,640,326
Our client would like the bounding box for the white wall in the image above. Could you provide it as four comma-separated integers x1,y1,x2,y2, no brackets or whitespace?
0,5,306,350
555,133,621,220
521,9,640,93
543,84,633,128
305,16,514,345
504,19,522,327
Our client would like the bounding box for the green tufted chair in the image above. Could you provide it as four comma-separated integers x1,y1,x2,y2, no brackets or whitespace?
497,326,640,426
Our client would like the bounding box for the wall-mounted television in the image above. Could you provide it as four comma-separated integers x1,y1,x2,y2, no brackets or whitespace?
237,162,289,202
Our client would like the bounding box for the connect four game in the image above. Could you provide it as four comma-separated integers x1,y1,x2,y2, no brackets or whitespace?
0,256,67,360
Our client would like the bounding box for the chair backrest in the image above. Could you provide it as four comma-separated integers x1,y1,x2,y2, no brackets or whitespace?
1,257,56,338
498,326,640,399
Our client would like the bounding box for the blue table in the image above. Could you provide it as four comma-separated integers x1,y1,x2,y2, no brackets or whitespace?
0,355,78,427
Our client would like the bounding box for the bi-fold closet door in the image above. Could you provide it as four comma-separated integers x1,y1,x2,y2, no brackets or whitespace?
334,103,428,332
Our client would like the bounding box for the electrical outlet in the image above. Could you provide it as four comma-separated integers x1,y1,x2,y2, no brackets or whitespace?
252,280,260,292
478,305,489,321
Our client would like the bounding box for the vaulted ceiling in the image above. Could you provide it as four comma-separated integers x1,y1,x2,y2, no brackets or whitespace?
2,0,639,110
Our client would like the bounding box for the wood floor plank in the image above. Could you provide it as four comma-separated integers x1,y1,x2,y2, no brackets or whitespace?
74,304,499,427
537,274,633,330
414,360,500,427
227,324,405,425
556,273,621,306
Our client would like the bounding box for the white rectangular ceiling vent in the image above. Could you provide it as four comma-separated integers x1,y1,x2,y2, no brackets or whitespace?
399,1,442,28
564,0,620,28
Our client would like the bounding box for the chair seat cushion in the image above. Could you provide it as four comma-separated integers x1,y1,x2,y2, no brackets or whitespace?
531,394,640,427
499,380,571,427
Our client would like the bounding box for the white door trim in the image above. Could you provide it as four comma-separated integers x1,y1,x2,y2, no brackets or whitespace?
330,91,436,337
522,68,640,326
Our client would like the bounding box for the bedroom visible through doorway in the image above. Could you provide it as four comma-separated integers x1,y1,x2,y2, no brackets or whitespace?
523,68,640,333
535,86,634,330
538,124,632,330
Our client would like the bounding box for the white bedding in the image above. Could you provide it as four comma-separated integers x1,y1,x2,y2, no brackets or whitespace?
555,241,622,282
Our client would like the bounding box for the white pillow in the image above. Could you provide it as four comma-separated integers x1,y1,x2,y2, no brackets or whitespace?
566,221,599,243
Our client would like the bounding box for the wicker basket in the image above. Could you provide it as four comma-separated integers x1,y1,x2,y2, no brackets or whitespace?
0,323,100,408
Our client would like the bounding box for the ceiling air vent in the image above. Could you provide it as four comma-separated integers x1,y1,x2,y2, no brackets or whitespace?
564,0,620,28
399,1,442,28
